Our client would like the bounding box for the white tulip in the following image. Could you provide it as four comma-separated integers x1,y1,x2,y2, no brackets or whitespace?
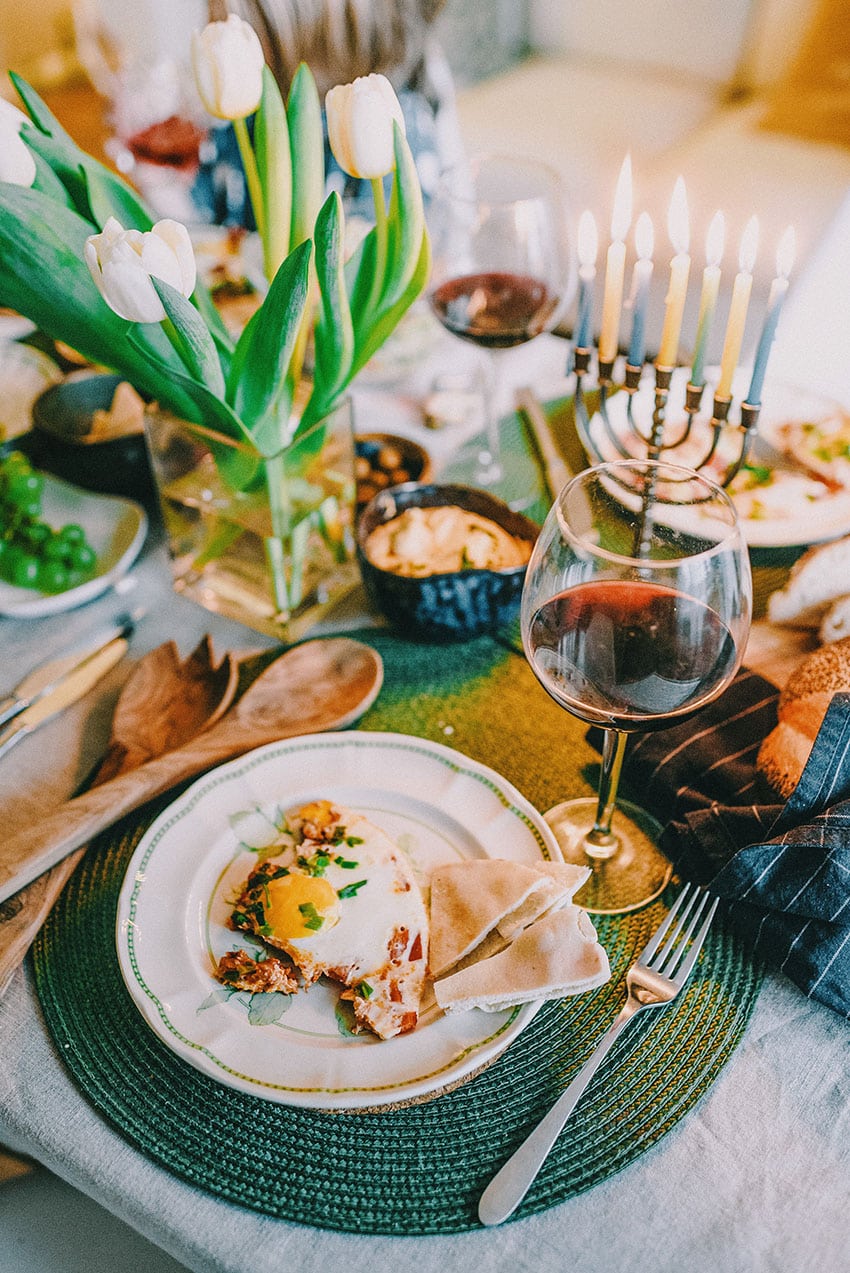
325,74,405,180
0,98,36,188
84,216,197,324
191,14,265,121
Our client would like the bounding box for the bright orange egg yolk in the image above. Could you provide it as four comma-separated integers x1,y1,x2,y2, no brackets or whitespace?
265,874,340,939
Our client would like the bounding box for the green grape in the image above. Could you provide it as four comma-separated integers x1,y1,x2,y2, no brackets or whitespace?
0,453,99,593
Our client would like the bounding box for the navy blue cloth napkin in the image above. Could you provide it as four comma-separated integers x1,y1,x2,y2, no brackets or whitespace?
611,670,850,1019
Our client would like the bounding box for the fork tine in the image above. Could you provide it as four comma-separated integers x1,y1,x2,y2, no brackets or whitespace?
670,893,718,986
653,886,707,977
637,880,697,964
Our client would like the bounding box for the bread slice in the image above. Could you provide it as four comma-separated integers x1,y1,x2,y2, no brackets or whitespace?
768,536,850,628
428,858,589,979
433,905,610,1014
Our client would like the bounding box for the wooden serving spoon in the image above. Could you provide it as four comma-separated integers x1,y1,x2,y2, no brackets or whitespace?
0,636,383,907
0,637,241,992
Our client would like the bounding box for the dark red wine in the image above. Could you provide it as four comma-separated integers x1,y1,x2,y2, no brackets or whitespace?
430,271,556,348
527,580,737,731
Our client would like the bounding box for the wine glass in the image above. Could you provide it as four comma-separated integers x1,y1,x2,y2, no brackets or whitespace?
427,155,572,497
520,459,752,915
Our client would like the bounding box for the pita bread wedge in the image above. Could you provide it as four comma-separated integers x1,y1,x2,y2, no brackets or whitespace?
428,858,589,978
433,905,610,1014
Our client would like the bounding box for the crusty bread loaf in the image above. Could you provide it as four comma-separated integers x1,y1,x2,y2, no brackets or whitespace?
757,635,850,796
767,536,850,629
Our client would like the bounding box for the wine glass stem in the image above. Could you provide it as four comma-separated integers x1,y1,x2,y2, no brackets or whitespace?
476,349,504,485
585,729,628,859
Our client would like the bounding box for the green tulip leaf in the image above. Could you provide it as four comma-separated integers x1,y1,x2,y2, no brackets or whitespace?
255,66,292,279
305,191,353,425
227,238,311,442
350,226,430,379
382,123,425,310
345,224,378,345
287,63,324,250
30,150,73,206
152,278,226,399
127,329,259,488
12,74,155,232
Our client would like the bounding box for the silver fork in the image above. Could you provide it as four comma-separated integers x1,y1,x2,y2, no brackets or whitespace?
478,881,718,1227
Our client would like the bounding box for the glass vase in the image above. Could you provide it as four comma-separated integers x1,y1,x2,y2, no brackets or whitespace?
143,397,359,642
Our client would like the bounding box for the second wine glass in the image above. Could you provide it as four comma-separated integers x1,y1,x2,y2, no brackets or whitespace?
520,459,752,914
427,155,571,494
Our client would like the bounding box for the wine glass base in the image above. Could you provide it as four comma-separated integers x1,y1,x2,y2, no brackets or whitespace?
544,797,672,916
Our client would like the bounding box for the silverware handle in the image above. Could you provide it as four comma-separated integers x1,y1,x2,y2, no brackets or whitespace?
478,1002,639,1227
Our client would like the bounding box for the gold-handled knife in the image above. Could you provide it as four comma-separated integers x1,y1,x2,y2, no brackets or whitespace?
0,623,135,760
516,386,573,501
0,612,140,730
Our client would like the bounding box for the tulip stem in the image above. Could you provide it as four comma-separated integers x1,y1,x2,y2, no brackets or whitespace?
366,175,388,318
233,116,266,245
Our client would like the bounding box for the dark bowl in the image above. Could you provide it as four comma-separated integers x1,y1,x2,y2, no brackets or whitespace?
356,482,539,642
30,372,157,508
354,432,432,511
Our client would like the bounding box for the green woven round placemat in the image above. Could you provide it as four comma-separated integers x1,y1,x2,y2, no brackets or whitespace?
32,630,763,1234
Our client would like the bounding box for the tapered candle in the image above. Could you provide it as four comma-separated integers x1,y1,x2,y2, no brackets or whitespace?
626,212,654,367
575,210,598,349
598,156,632,364
716,215,759,398
656,177,690,367
747,225,795,406
690,211,725,387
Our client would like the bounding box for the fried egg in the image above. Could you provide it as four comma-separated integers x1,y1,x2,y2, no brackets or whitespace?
228,800,429,1040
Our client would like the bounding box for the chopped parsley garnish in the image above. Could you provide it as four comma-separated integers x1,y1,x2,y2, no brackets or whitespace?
298,902,325,931
334,857,359,870
345,836,364,846
358,981,373,999
337,880,368,899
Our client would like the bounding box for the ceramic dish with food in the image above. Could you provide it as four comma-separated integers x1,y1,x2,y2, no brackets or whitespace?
0,340,62,452
357,482,538,641
30,372,157,507
354,432,432,510
589,374,850,548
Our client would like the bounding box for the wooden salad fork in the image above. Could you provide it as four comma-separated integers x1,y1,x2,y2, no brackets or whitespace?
478,882,719,1226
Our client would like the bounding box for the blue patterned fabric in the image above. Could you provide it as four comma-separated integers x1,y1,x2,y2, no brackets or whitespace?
614,673,850,1019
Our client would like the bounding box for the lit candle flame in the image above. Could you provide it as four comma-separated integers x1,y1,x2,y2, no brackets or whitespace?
739,215,759,274
667,177,689,255
776,225,796,279
706,211,725,268
578,210,598,268
611,155,633,242
635,211,654,261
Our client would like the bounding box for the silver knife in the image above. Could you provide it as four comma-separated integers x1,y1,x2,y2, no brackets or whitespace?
0,612,141,730
516,386,574,501
0,631,132,761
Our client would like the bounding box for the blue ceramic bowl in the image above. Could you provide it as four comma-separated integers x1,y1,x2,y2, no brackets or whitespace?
357,482,538,642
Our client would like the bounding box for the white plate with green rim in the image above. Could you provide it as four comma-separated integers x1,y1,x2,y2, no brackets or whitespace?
115,731,561,1111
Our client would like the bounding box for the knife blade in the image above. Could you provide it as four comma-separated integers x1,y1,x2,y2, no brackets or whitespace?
0,612,141,730
516,386,574,502
0,634,131,761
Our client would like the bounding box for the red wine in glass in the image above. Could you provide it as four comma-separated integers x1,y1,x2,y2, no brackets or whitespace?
528,581,738,730
520,459,752,914
430,271,557,350
427,156,570,491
